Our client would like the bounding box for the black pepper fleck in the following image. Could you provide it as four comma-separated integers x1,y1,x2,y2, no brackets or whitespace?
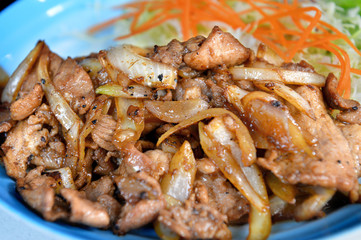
271,100,281,107
139,191,148,199
92,120,97,124
82,104,86,108
158,74,163,82
27,154,34,163
352,106,358,110
92,105,97,110
41,136,46,142
41,78,46,84
337,160,342,164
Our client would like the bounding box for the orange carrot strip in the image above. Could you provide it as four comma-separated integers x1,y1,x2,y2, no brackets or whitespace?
322,63,361,76
318,43,351,98
286,7,322,61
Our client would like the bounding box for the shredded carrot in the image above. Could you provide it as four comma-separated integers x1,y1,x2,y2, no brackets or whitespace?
88,0,361,99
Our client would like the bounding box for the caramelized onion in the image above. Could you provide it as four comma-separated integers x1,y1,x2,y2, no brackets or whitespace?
230,67,326,87
38,47,83,174
96,83,153,98
199,121,268,213
113,97,144,148
107,44,177,89
253,80,315,120
160,141,196,203
2,41,44,103
265,172,296,204
244,165,271,240
145,99,209,123
295,187,336,221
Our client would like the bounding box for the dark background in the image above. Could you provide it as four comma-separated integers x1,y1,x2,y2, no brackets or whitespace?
1,1,15,12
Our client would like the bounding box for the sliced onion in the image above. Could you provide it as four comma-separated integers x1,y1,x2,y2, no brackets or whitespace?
2,41,44,103
145,99,209,123
224,85,249,113
199,121,268,213
269,195,288,216
38,48,83,174
0,66,9,88
160,140,196,203
241,91,312,155
156,108,252,147
265,172,296,204
295,187,335,221
107,44,178,89
45,167,76,194
256,43,284,67
243,165,271,240
38,50,83,133
78,95,111,179
113,97,144,148
230,67,326,87
96,83,153,98
254,80,315,120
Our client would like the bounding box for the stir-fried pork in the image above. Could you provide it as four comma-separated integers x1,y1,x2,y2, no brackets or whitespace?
258,85,358,192
2,104,60,179
323,73,359,110
61,188,110,228
195,172,249,223
17,167,68,221
340,124,361,176
158,195,232,240
3,24,361,240
53,57,95,115
10,83,44,120
114,171,165,235
84,176,115,202
91,114,117,151
184,26,250,71
118,143,170,180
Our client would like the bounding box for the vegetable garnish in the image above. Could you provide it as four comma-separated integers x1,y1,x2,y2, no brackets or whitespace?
88,0,361,98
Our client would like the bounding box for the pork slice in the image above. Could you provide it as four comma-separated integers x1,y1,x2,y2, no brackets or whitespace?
2,104,61,178
97,194,121,224
340,124,361,177
17,167,68,221
31,138,65,169
174,77,210,101
61,188,110,228
323,73,359,111
84,176,115,202
113,171,165,235
195,172,249,224
258,85,358,192
336,109,361,125
117,143,170,180
148,39,185,68
92,149,117,176
91,114,117,151
10,83,44,121
158,195,232,240
53,57,95,115
2,121,48,179
184,26,250,71
18,51,63,96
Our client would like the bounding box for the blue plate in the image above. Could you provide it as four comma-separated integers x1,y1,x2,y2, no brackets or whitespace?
1,0,361,239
